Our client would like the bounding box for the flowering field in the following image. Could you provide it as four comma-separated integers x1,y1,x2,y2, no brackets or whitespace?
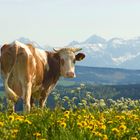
0,85,140,140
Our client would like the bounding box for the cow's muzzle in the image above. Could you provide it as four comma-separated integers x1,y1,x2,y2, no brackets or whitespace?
66,72,76,78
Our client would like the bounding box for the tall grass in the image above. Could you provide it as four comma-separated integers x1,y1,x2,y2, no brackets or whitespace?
0,84,140,140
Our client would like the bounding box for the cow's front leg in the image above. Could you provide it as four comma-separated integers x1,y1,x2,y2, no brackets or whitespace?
23,82,32,112
39,96,48,108
39,85,56,108
30,96,35,108
39,90,50,108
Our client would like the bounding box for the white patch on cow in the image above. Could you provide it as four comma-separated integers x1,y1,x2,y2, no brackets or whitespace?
59,51,76,77
32,57,36,67
14,41,32,56
35,48,49,71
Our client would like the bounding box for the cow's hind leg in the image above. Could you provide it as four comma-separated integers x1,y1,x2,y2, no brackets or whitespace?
22,82,32,113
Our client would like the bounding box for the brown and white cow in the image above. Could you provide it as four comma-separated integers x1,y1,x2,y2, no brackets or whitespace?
0,41,85,112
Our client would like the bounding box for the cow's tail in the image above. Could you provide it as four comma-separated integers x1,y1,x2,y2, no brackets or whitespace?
4,45,19,102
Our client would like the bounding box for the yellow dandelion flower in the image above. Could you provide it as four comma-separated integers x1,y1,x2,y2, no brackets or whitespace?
119,124,127,131
77,115,81,120
131,137,138,140
90,115,95,120
11,129,19,135
15,116,24,122
60,122,66,128
99,124,106,130
82,109,86,113
24,119,32,125
64,111,70,119
107,120,113,124
103,134,108,140
9,115,14,121
88,121,94,127
64,114,69,119
81,121,87,127
94,131,102,137
115,115,125,120
77,122,82,128
33,132,41,137
112,128,119,134
64,110,70,115
0,122,4,127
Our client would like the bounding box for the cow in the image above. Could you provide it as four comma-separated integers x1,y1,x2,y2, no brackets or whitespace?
0,41,85,112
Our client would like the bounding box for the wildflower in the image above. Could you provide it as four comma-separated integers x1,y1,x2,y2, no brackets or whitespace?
81,99,87,105
99,124,106,130
71,90,75,93
112,128,119,134
119,124,127,131
24,119,32,125
131,137,138,140
60,122,66,128
64,110,70,115
81,121,87,127
11,129,19,134
77,122,82,128
0,121,4,127
115,115,125,120
80,83,85,87
15,116,24,122
82,109,86,113
33,132,41,137
103,134,108,140
63,96,69,101
76,87,81,91
77,115,81,120
94,131,102,137
9,115,14,121
107,121,113,124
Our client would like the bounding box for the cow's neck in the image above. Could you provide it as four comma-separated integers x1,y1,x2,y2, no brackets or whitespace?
43,52,60,89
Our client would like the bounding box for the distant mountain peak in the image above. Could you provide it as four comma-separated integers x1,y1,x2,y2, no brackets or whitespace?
16,37,41,48
68,40,79,46
83,35,106,44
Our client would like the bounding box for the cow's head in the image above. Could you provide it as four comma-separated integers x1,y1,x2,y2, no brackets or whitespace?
54,48,85,78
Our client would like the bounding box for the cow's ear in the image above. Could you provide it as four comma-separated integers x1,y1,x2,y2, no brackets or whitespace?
75,53,85,61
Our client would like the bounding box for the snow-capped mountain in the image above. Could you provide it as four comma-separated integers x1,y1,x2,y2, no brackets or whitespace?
69,35,140,69
1,35,140,69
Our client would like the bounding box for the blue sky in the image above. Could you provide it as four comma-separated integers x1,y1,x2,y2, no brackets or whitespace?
0,0,140,46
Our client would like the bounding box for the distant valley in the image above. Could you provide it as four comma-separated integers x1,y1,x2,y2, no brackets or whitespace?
60,66,140,85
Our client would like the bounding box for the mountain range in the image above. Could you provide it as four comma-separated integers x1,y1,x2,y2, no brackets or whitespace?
1,35,140,69
68,35,140,69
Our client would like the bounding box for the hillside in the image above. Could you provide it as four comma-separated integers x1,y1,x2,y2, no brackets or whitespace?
60,66,140,85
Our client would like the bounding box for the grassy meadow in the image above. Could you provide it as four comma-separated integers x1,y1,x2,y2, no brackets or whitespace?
0,84,140,140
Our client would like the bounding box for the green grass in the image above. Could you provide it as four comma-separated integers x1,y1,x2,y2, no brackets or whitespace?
0,91,4,97
0,85,140,140
58,80,76,87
